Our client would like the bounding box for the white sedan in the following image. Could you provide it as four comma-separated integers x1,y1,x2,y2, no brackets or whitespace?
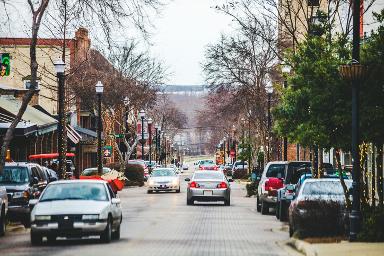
30,180,122,245
147,168,180,193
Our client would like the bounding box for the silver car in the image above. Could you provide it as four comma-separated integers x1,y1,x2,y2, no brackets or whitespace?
185,171,232,206
29,180,122,245
147,168,180,193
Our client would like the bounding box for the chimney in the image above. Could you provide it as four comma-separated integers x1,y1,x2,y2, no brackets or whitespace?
74,27,91,64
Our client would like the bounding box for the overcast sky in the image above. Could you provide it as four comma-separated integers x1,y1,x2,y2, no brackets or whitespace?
151,0,233,85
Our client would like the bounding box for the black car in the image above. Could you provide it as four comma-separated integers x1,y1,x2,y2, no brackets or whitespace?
0,162,49,227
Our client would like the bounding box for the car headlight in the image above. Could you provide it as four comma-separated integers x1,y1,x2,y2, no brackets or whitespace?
35,215,51,221
82,214,99,220
148,180,155,186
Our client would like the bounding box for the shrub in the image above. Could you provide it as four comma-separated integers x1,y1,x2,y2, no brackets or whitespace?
291,200,345,238
246,180,260,197
358,206,384,242
124,163,144,187
233,169,248,179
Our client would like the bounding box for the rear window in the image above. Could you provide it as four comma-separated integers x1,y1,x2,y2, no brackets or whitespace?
266,164,285,178
235,162,248,166
81,168,110,176
194,172,223,180
302,181,352,196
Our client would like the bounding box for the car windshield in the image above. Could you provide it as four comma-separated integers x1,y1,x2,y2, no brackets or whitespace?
81,168,110,176
40,182,108,202
194,172,223,180
0,166,30,184
201,160,214,164
301,181,352,196
151,169,176,177
266,164,285,178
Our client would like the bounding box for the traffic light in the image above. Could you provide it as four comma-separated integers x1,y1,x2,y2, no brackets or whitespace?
0,53,10,76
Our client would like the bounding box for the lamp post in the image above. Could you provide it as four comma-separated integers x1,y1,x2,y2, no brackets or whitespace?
54,59,67,179
339,0,365,242
241,117,246,173
266,80,273,163
223,137,226,165
139,110,146,160
154,123,159,165
147,118,153,164
123,97,130,160
281,65,291,161
95,81,104,175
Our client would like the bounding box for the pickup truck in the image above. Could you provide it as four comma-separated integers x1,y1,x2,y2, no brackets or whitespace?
0,185,8,236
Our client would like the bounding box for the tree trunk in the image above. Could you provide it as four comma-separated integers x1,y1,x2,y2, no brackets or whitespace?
0,0,50,175
335,149,351,211
318,148,323,178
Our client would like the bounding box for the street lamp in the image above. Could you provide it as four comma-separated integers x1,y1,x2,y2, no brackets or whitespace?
95,81,104,175
139,110,146,160
281,64,291,161
123,97,130,160
241,117,246,173
147,117,153,164
154,123,160,165
223,136,226,165
54,59,67,179
265,80,273,163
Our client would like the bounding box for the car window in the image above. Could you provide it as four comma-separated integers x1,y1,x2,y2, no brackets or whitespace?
301,181,352,196
266,164,285,178
193,172,223,180
31,167,41,180
36,166,48,181
81,168,110,176
151,169,176,177
40,182,109,202
106,184,116,199
0,166,30,184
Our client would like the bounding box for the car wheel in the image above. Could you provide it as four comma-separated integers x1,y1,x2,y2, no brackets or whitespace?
176,187,180,193
275,202,280,219
0,206,6,236
100,217,112,243
224,198,231,206
187,198,193,205
256,196,261,212
30,231,42,246
22,218,31,228
279,201,288,222
289,222,294,237
47,235,56,244
112,223,121,240
147,190,152,194
261,200,269,215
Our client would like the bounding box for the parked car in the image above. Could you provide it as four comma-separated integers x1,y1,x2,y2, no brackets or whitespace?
185,171,232,206
0,185,8,236
288,178,352,237
147,168,180,193
182,163,189,170
29,179,122,245
1,162,49,227
231,161,248,179
195,160,214,170
256,161,286,214
80,167,112,177
223,163,233,176
276,161,312,221
41,167,58,183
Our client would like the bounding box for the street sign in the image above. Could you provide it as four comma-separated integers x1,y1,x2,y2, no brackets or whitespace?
115,134,124,138
0,53,10,76
103,146,112,158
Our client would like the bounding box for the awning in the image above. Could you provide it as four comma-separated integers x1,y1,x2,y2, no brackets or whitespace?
0,95,57,135
67,125,82,144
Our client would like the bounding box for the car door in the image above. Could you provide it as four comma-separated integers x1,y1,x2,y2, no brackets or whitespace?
106,184,121,227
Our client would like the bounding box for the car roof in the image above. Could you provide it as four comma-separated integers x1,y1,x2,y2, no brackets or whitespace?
5,162,39,167
49,179,108,185
303,178,351,184
267,161,287,164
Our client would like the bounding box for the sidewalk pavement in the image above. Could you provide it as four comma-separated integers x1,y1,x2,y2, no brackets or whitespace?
288,238,384,256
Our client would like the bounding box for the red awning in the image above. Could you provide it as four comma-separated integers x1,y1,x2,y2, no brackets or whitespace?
28,153,75,160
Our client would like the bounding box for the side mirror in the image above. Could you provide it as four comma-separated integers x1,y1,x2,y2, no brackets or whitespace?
184,178,190,182
111,198,121,204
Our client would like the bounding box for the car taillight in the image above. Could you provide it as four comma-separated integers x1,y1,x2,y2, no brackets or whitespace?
217,182,228,188
189,181,199,188
213,166,218,170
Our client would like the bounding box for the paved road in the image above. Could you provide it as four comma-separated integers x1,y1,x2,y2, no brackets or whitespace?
0,173,297,256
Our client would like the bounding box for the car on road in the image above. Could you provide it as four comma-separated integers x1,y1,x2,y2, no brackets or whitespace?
195,160,214,170
231,161,248,178
147,168,180,193
1,162,48,227
288,178,352,237
198,163,218,171
80,167,112,177
0,185,8,236
182,163,189,170
29,180,122,245
276,161,311,221
185,171,232,206
41,167,58,183
256,161,286,215
223,163,233,176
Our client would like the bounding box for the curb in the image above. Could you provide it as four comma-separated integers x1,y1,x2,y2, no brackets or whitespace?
286,238,317,256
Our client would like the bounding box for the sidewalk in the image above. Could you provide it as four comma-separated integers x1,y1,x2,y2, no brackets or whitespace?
289,238,384,256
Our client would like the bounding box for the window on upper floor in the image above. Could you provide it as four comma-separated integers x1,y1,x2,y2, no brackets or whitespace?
308,0,320,6
24,80,40,90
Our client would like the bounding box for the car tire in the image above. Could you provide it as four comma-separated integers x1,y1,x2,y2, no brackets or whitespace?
224,198,231,206
256,196,261,212
279,201,288,222
100,217,112,243
275,202,280,219
0,206,6,237
22,218,31,228
176,188,180,193
30,231,42,246
112,224,121,240
147,190,152,194
261,200,269,215
47,235,56,244
187,198,193,205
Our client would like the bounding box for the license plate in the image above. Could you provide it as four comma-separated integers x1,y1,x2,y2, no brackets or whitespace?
203,190,213,196
59,220,74,229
